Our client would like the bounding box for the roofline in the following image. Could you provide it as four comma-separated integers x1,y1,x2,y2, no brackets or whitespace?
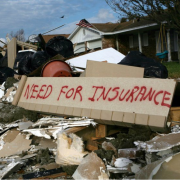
68,26,103,40
68,22,159,40
100,23,158,35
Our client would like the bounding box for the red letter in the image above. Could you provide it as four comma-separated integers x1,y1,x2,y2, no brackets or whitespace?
97,87,112,101
143,88,156,101
43,85,52,99
88,86,103,101
57,86,68,100
108,87,120,101
30,85,39,99
126,86,140,102
154,90,163,105
36,85,47,99
161,91,171,108
119,89,130,101
135,86,147,101
24,84,34,99
73,86,83,101
66,88,74,99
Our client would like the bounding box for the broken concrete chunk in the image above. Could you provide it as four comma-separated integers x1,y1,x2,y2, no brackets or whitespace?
102,141,117,155
56,132,88,165
72,152,108,180
134,132,180,152
118,148,143,159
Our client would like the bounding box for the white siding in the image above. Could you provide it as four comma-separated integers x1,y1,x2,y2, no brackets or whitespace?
71,27,101,44
74,43,85,53
88,39,102,49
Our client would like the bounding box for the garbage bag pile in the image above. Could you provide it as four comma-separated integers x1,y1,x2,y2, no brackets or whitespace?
118,51,168,78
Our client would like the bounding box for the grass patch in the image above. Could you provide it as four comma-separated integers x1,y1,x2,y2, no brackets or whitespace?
162,61,180,79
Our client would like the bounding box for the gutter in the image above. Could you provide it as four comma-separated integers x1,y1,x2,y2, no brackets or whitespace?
99,23,158,35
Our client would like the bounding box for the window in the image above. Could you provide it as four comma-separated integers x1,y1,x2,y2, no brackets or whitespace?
129,36,133,48
129,33,148,48
143,33,148,46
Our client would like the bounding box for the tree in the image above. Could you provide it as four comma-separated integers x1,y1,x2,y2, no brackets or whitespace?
105,0,180,32
10,29,26,42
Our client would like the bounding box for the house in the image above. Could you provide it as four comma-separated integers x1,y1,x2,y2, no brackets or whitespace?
68,19,179,61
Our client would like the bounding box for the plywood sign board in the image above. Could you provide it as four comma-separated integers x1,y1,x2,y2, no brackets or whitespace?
84,60,144,77
13,76,176,131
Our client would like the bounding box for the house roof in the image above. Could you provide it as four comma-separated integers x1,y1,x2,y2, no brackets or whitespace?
91,19,158,33
42,34,70,43
68,19,158,40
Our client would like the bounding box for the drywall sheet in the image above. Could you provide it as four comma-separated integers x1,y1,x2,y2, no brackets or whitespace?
14,77,176,130
66,47,125,70
7,38,16,69
85,60,144,77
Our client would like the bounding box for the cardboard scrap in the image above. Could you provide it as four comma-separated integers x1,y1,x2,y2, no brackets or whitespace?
0,129,31,158
134,132,180,152
84,60,144,78
72,152,108,180
56,132,88,165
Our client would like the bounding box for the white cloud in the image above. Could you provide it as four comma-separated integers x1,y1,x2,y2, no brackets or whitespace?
89,9,117,23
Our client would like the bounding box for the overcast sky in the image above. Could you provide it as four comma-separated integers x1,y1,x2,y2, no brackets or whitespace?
0,0,118,41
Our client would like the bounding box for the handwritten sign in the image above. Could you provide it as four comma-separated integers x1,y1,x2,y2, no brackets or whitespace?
16,77,176,119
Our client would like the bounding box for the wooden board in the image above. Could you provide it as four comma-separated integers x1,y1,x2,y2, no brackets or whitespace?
13,76,176,131
7,37,16,69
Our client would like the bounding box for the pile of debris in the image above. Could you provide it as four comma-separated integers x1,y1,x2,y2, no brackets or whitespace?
0,35,179,179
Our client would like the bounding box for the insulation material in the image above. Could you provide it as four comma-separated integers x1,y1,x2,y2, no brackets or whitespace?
56,132,88,165
72,152,107,180
32,117,96,128
134,132,180,152
23,128,51,139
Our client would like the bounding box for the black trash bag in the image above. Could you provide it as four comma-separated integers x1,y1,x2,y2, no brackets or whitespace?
18,56,33,75
0,67,17,84
118,51,168,78
31,51,49,70
45,36,74,58
14,50,35,70
0,53,3,59
0,51,8,67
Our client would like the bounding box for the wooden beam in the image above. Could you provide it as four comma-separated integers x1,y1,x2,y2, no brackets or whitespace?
95,124,107,138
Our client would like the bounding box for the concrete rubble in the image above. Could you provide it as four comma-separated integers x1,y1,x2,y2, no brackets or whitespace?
0,37,180,179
